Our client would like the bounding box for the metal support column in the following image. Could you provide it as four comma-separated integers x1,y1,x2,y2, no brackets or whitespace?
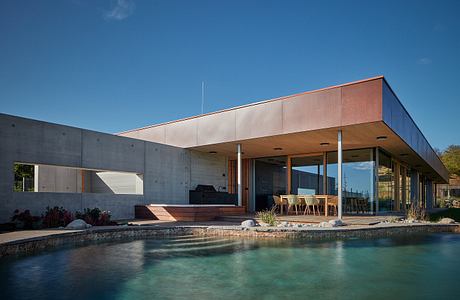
338,130,343,220
237,144,242,206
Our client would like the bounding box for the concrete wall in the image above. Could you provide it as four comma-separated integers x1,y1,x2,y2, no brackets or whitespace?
90,171,143,195
0,113,227,222
34,165,79,193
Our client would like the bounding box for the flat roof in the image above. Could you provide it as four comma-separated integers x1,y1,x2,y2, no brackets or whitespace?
119,75,385,135
119,76,449,183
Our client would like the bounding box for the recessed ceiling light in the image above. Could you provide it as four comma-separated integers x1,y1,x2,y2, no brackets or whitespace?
376,136,387,141
209,151,217,154
273,147,283,151
320,142,330,146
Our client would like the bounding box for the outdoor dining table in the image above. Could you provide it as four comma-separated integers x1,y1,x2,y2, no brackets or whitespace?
279,194,332,216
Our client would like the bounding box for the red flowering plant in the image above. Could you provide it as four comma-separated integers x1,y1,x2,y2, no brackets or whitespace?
41,206,74,228
11,209,42,229
75,208,116,226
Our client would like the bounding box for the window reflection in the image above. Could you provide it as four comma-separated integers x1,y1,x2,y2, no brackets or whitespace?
327,149,375,214
291,155,324,195
254,157,286,211
378,151,393,211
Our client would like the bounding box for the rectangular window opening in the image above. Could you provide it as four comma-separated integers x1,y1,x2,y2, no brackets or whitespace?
13,163,143,195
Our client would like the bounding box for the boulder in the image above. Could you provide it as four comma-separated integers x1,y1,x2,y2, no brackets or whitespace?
328,219,344,227
438,217,456,224
241,219,256,227
66,219,91,230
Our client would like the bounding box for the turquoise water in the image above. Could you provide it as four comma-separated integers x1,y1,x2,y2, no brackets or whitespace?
0,233,459,300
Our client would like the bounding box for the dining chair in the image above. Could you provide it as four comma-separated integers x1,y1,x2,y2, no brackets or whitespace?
286,195,300,215
304,195,319,216
279,195,289,215
327,196,338,216
297,195,306,213
272,195,282,214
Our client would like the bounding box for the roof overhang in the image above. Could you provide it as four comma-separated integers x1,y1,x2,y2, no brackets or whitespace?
119,76,449,183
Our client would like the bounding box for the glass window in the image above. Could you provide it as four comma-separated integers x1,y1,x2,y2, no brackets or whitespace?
327,149,375,214
254,157,286,211
378,151,393,211
291,155,323,195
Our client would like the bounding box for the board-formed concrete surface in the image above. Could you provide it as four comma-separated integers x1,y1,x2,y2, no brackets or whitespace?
0,113,228,222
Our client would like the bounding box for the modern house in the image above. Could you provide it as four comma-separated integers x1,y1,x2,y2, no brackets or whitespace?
0,76,449,222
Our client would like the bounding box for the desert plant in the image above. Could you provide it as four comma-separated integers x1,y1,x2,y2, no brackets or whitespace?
41,206,74,228
406,203,428,221
11,209,41,229
256,207,278,226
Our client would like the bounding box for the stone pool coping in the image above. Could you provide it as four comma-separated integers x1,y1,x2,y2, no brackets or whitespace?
1,223,459,258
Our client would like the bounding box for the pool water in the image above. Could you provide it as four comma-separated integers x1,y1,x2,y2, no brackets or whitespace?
0,233,459,300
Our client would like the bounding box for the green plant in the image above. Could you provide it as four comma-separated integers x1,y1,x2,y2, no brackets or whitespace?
429,208,460,222
256,207,278,226
406,203,427,221
440,145,460,176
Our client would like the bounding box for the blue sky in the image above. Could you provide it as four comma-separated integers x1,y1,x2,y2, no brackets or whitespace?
0,0,459,150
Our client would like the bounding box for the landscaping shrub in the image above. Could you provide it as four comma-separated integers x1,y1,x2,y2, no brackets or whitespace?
75,208,115,226
256,207,278,226
429,208,460,222
41,206,74,228
406,203,428,221
11,209,42,229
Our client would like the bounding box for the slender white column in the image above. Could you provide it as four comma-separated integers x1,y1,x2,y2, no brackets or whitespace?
237,144,242,206
337,130,343,219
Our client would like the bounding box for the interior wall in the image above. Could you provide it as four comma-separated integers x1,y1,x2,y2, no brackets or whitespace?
190,150,228,192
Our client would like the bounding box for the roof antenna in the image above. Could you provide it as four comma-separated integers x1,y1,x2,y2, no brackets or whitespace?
201,81,205,115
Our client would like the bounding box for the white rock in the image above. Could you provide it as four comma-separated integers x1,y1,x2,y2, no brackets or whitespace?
319,221,333,228
280,221,289,227
66,219,91,230
439,217,455,224
241,219,256,227
328,219,344,227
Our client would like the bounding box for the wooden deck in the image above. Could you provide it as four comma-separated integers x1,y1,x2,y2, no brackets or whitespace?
135,204,246,222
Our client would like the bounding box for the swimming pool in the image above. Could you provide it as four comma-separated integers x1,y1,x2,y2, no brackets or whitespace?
1,233,458,299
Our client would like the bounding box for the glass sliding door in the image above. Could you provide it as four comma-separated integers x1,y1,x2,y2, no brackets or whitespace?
291,155,324,195
254,156,286,211
327,149,375,214
378,150,394,211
